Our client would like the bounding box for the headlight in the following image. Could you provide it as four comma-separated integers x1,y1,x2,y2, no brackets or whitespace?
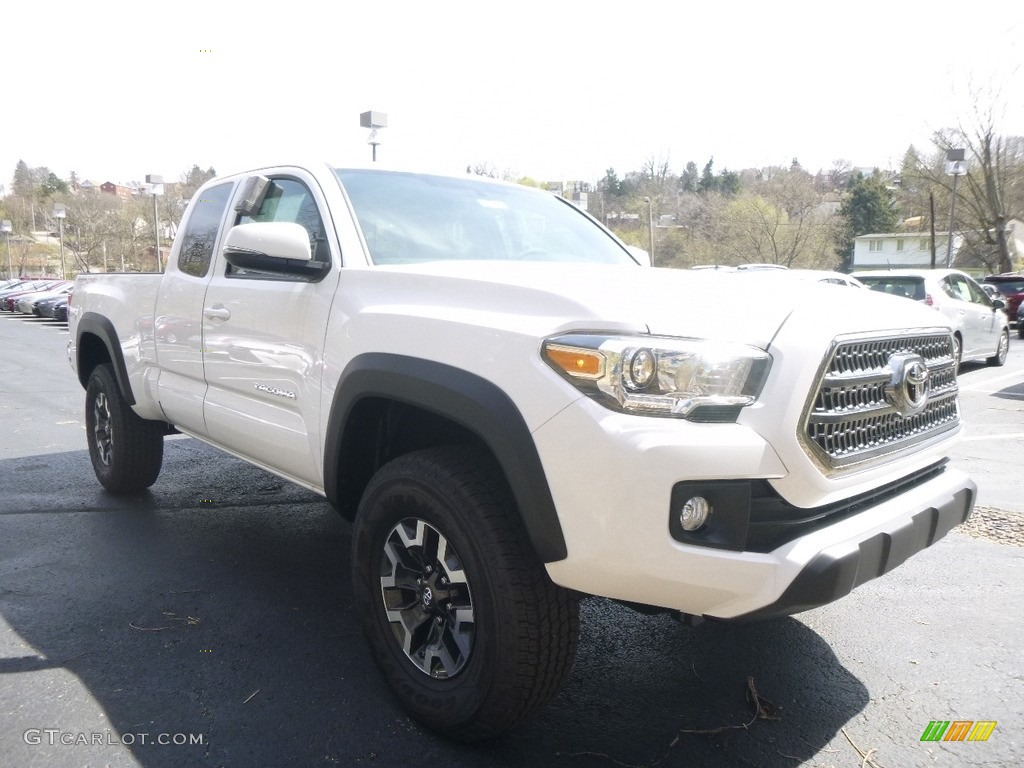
542,334,771,421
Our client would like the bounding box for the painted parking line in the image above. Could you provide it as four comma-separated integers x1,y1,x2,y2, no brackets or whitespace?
961,431,1024,441
958,369,1024,392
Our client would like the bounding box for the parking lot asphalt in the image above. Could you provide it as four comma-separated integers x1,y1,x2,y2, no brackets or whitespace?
1,312,1022,768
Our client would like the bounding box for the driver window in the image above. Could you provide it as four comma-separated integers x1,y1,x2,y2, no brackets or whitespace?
230,177,331,278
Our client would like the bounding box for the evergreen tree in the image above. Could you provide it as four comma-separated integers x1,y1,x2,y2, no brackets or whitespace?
39,172,69,198
602,167,623,197
11,160,33,197
698,158,716,194
835,172,899,269
719,169,740,196
679,161,698,193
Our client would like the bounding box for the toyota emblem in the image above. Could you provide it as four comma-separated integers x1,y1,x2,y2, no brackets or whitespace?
885,353,930,417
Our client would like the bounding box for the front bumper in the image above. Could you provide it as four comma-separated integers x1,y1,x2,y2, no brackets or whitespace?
534,396,975,619
734,479,974,620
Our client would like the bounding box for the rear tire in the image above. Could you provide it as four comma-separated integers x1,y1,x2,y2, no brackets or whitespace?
351,446,579,741
85,364,164,493
987,329,1009,367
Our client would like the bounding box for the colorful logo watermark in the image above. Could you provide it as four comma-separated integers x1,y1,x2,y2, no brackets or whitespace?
920,720,997,742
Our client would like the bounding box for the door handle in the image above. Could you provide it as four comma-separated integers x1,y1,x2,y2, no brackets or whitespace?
204,306,231,321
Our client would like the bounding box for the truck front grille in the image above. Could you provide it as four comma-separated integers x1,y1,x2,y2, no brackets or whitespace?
800,330,960,474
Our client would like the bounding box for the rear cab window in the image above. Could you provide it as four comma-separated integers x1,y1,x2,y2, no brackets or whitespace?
176,183,234,278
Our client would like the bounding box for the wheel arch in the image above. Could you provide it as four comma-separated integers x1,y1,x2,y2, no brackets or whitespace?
324,353,568,563
75,312,135,405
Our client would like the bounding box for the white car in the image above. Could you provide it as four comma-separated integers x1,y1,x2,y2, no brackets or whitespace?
853,269,1009,367
16,283,72,314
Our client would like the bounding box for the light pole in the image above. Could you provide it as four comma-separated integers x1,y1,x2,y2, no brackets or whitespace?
53,204,67,279
643,196,654,265
360,110,388,162
1,220,12,279
945,149,967,268
146,174,164,271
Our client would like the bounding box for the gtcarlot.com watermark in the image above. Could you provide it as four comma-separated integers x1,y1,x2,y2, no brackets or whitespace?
24,729,205,747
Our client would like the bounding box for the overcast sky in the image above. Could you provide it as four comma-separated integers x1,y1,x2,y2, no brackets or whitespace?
2,0,1021,188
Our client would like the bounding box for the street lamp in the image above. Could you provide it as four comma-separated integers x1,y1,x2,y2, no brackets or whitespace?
360,110,388,162
146,174,164,271
1,220,12,279
643,196,654,265
53,204,66,279
945,149,967,268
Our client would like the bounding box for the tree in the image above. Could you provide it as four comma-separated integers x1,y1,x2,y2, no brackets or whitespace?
641,153,671,185
834,172,899,269
59,192,121,272
679,161,698,193
11,160,33,197
698,158,716,194
718,169,740,197
602,167,624,197
467,162,498,178
39,172,69,199
932,118,1022,272
722,166,838,268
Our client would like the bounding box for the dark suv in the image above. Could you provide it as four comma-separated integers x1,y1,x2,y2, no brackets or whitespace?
982,274,1024,326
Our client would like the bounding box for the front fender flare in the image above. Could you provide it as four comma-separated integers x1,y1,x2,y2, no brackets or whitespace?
324,354,568,563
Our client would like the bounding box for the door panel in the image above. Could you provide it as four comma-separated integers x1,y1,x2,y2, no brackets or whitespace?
201,172,339,487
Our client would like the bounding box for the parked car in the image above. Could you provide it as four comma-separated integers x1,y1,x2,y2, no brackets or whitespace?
788,270,866,288
853,269,1009,367
51,299,69,322
1017,303,1024,339
33,290,72,318
17,283,72,314
981,284,1003,302
982,273,1024,326
0,281,62,311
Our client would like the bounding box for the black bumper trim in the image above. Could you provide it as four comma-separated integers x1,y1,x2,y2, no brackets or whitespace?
732,483,975,621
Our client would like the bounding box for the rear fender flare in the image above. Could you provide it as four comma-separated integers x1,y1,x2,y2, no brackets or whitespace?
76,312,135,405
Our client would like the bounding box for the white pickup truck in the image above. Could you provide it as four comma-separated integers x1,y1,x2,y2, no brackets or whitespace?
69,162,975,740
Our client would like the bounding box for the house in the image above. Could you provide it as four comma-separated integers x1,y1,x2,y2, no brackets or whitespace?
853,220,1024,272
851,231,961,269
100,181,132,200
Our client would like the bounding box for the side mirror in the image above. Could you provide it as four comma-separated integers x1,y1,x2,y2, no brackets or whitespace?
222,222,329,280
992,298,1006,310
626,245,652,267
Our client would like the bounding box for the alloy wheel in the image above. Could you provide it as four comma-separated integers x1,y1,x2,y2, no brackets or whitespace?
93,392,113,466
379,518,475,679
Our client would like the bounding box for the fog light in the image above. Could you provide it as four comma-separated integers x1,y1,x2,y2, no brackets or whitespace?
680,496,711,531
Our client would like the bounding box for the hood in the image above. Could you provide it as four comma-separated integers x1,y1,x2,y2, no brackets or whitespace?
369,262,949,348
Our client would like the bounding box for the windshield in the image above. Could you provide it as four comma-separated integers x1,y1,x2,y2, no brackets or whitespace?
859,276,926,301
335,169,636,266
987,279,1024,294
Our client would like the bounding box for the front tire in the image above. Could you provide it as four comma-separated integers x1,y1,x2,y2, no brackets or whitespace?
987,329,1009,367
85,364,164,493
351,446,579,741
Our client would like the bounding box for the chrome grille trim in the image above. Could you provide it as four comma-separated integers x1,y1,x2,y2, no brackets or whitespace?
799,328,961,475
